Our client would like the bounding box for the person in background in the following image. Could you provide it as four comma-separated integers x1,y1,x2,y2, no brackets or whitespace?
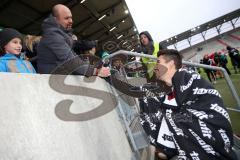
0,28,36,73
213,52,224,78
226,46,240,74
74,40,103,67
139,31,159,81
139,31,171,93
24,35,42,72
218,52,231,76
201,54,217,84
101,51,110,67
82,40,97,56
110,54,127,76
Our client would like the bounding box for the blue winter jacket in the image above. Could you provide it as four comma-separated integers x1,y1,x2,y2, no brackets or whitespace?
0,53,36,73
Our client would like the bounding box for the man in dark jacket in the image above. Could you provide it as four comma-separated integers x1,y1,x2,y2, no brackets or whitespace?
140,49,237,159
226,46,240,74
37,4,109,77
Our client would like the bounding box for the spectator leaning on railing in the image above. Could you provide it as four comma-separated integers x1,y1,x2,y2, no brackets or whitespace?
37,4,109,77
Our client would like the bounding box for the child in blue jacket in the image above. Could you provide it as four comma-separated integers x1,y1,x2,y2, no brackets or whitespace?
0,28,36,73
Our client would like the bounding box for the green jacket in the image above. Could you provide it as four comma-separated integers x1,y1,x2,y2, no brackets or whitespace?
141,43,159,78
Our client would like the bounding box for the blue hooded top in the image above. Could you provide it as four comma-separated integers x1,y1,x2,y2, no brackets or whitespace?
0,53,36,73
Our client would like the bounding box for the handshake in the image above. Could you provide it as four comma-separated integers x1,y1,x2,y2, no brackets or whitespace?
95,66,111,77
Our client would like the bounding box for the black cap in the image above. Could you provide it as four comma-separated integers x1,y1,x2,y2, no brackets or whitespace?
80,40,97,51
0,28,22,49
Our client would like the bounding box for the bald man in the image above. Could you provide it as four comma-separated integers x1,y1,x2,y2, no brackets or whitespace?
37,4,108,76
52,4,73,30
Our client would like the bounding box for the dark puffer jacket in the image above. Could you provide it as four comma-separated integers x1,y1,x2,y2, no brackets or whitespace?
37,15,96,76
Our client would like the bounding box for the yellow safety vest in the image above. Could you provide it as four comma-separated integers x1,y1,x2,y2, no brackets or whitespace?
141,43,159,78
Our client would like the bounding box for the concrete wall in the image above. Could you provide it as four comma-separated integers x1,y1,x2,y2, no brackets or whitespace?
0,73,132,160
